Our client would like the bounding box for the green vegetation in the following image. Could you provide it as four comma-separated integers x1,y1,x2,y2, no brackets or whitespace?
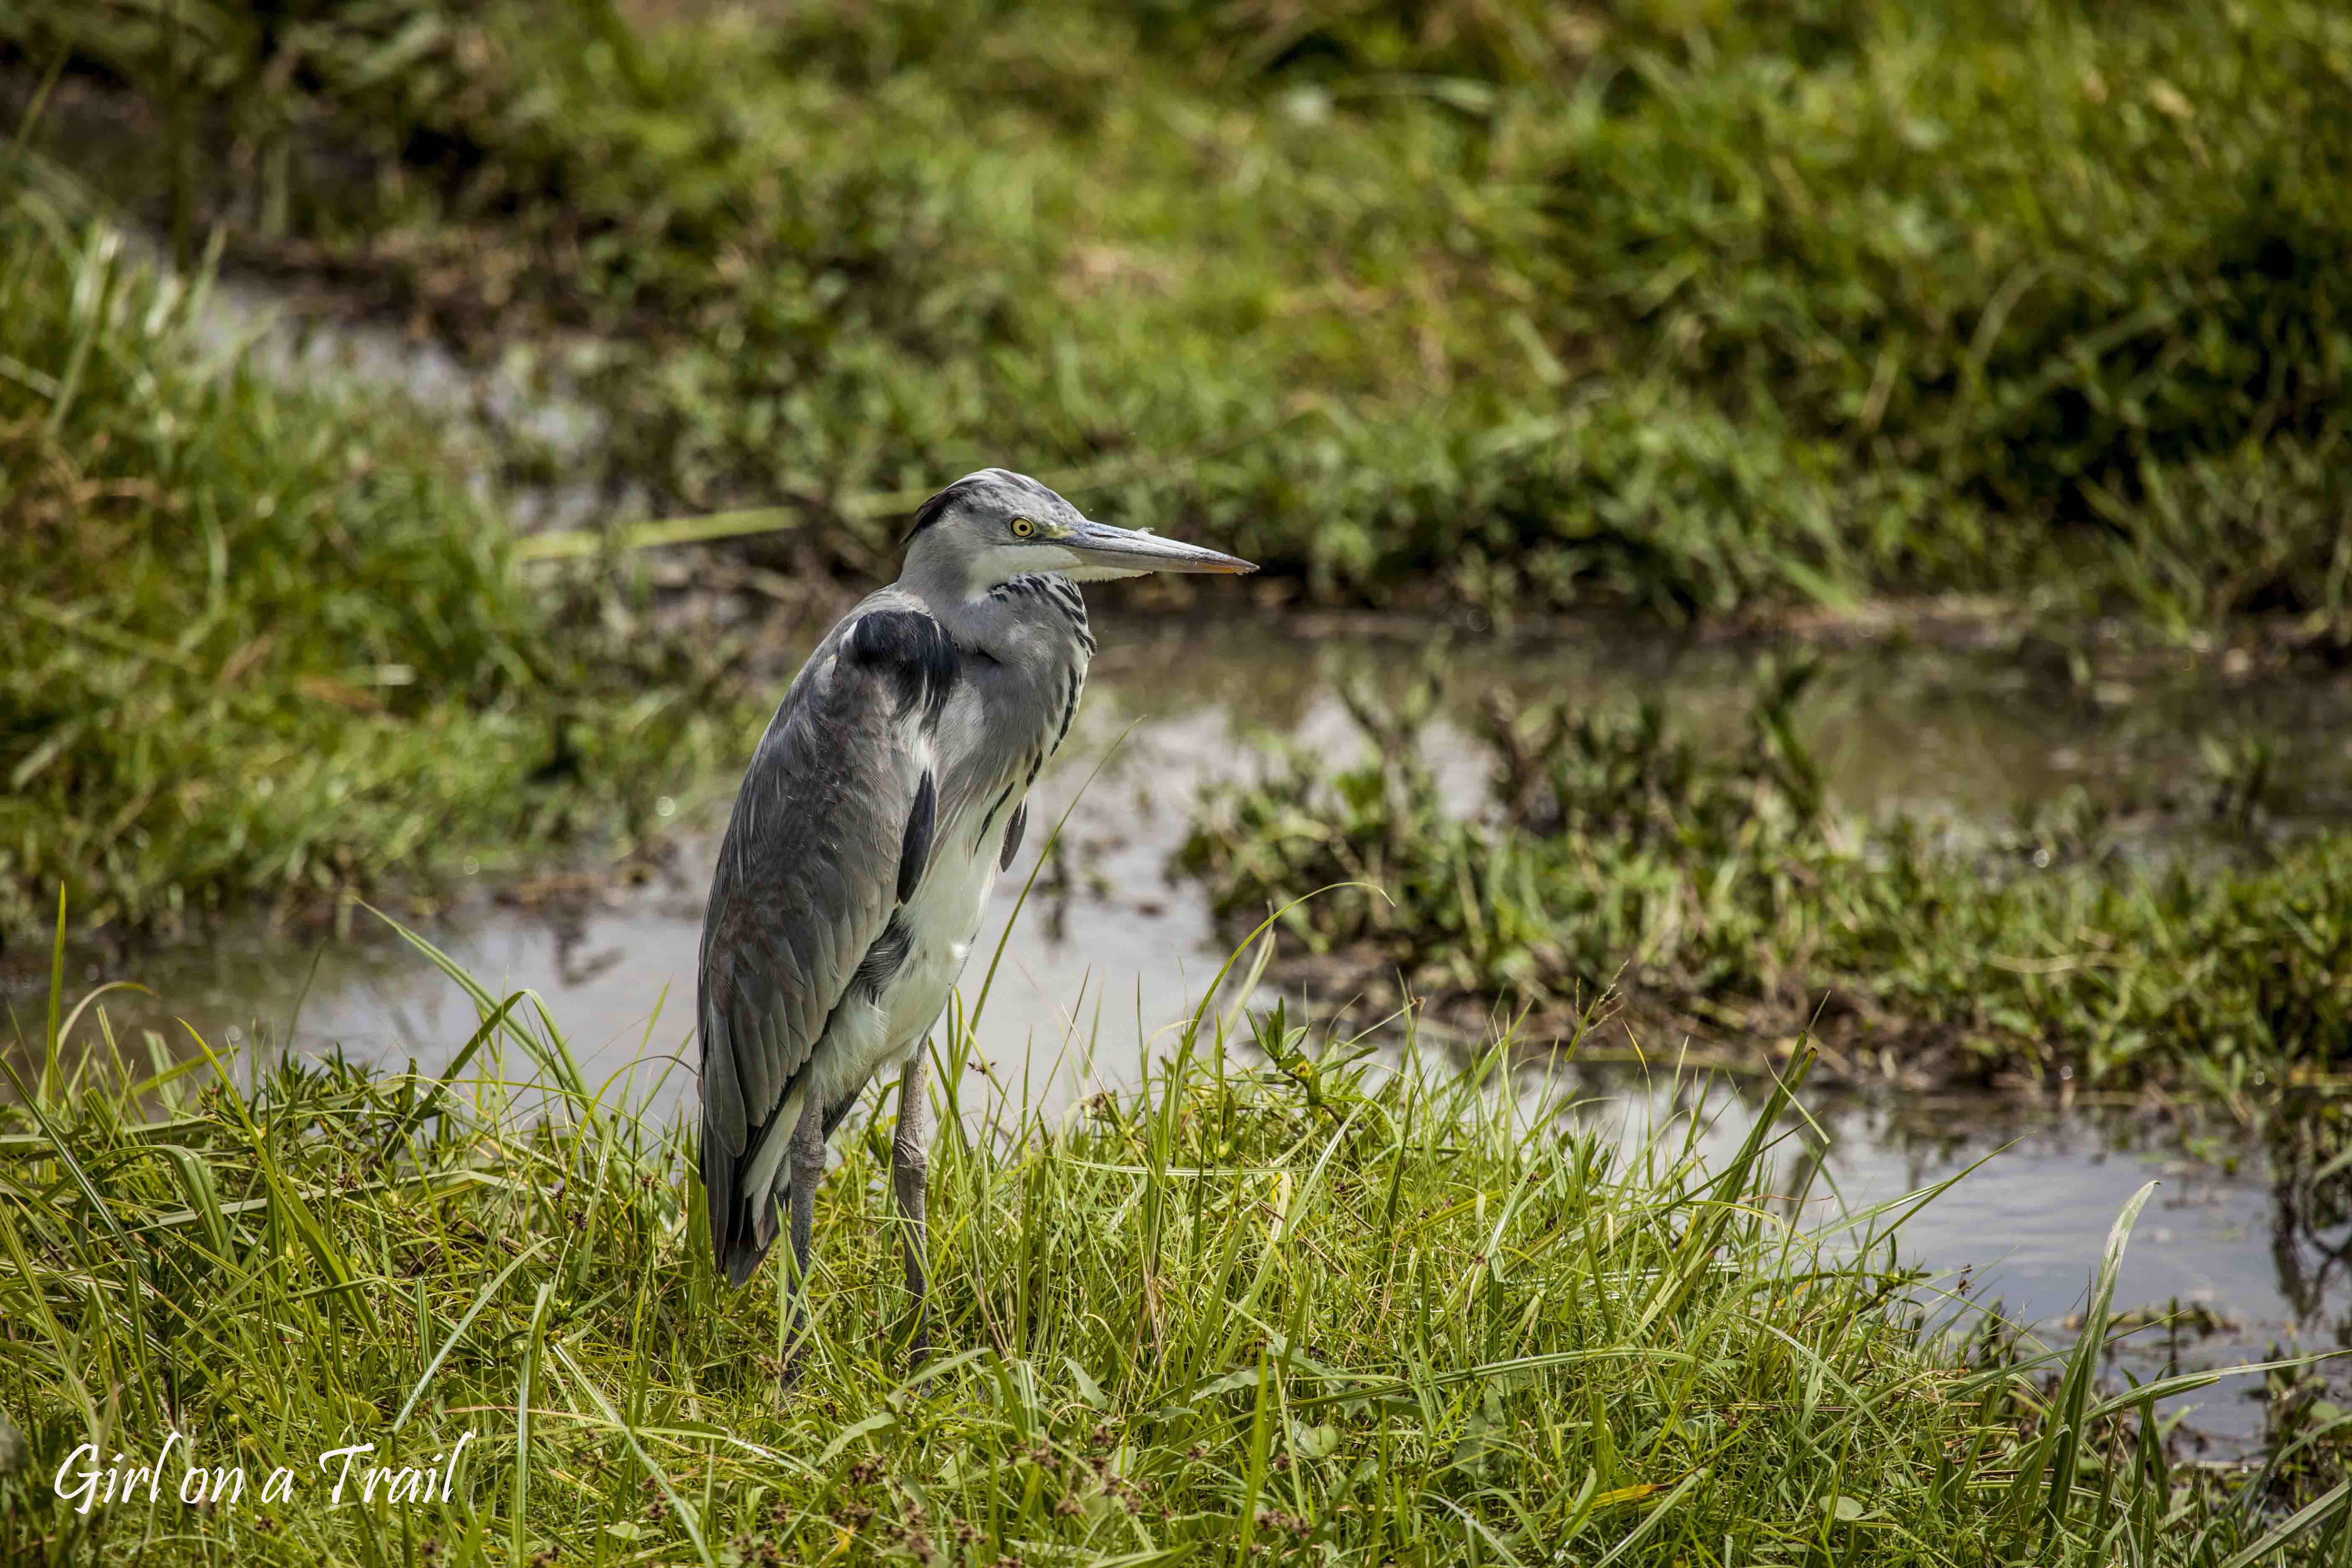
5,937,2348,1565
1177,663,2352,1095
9,0,2351,630
0,181,757,934
11,8,2352,1550
9,0,2352,928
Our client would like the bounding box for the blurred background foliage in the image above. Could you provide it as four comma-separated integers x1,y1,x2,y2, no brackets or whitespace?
7,0,2350,625
5,0,2352,932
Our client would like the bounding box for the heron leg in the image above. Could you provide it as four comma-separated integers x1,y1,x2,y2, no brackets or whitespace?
780,1093,827,1388
892,1048,932,1362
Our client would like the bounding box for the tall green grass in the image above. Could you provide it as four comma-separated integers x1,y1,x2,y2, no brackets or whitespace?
2,922,2346,1564
0,178,760,934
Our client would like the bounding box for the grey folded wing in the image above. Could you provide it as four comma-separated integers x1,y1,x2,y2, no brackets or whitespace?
696,608,956,1279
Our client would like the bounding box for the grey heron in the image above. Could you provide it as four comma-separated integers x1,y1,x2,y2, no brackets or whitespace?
696,468,1254,1362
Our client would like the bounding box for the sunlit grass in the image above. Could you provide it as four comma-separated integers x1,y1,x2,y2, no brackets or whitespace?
2,915,2346,1565
0,179,763,934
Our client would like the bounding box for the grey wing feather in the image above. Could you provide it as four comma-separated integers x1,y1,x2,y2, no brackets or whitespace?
697,606,956,1282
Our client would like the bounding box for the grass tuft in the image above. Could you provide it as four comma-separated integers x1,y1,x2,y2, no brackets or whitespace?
0,178,761,934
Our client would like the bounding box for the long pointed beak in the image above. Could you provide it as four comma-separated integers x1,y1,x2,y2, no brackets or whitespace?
1065,518,1256,576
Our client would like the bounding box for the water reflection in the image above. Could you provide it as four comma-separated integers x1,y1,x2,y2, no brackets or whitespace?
1542,1063,2352,1456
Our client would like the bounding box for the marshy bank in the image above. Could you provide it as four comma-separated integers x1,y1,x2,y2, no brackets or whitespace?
9,0,2352,984
12,619,2352,1470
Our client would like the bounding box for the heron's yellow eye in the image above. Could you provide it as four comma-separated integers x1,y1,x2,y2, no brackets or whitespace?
1010,516,1036,538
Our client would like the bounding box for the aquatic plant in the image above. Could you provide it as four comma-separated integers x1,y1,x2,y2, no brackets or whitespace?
1,923,2344,1564
1176,663,2352,1092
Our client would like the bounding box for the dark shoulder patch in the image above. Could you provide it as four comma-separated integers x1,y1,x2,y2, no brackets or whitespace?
845,609,957,727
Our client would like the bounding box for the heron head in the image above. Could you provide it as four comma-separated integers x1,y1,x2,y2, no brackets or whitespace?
901,468,1256,593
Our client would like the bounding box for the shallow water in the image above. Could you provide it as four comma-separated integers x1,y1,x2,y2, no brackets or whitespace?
15,617,2352,1453
1567,1073,2349,1456
41,616,2352,1093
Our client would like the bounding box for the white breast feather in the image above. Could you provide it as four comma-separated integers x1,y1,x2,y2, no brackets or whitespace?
874,803,1001,1057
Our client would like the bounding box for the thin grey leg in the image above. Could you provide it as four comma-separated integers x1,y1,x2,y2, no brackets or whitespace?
892,1049,933,1362
781,1093,827,1387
